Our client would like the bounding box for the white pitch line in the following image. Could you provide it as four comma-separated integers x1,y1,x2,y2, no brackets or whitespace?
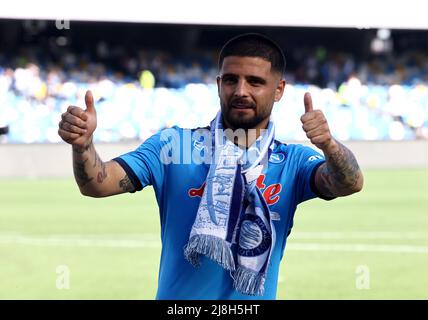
291,232,428,239
287,243,428,254
0,234,161,248
2,231,427,240
0,233,428,254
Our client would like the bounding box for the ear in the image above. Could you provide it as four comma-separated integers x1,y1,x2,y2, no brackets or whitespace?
274,79,286,102
216,75,221,97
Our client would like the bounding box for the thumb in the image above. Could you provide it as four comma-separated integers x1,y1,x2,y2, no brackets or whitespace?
304,92,313,114
85,90,96,114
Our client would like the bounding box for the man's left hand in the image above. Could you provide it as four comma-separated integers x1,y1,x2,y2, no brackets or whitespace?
300,92,338,153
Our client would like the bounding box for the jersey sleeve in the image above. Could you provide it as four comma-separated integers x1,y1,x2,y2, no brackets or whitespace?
295,145,335,203
112,126,180,193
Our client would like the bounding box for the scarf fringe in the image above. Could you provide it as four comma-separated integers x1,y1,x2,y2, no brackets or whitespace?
184,235,235,271
233,266,266,296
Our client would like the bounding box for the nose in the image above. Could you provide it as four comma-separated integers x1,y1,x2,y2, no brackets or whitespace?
234,79,249,98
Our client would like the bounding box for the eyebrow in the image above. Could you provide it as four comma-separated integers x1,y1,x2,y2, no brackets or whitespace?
221,73,267,84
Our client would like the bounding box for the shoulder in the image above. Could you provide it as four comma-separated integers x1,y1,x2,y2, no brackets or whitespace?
138,125,212,154
272,142,324,166
272,141,310,156
276,141,321,155
158,125,210,136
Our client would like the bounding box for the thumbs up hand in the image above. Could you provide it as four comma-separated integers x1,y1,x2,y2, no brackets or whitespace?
58,90,97,150
300,92,335,152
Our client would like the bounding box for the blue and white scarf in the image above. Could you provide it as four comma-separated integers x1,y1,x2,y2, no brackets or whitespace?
184,112,276,296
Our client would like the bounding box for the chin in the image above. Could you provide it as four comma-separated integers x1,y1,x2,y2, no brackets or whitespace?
227,117,260,130
221,104,266,130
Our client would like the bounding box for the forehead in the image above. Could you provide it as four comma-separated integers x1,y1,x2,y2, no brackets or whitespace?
220,56,273,78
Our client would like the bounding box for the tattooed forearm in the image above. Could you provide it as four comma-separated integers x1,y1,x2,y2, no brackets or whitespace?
97,161,107,183
119,175,135,192
72,138,93,154
93,151,100,168
73,158,94,187
71,140,130,196
316,140,363,197
92,151,107,183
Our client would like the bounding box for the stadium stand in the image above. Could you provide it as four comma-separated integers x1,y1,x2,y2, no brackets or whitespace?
0,22,427,143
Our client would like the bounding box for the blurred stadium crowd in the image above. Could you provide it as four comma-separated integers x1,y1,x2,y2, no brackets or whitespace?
1,41,428,143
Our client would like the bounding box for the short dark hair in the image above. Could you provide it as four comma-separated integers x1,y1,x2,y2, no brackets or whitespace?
218,33,286,76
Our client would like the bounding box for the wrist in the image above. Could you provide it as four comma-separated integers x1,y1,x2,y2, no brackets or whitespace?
72,137,93,154
322,138,339,155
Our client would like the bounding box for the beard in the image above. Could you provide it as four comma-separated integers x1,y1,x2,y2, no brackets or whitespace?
220,99,271,130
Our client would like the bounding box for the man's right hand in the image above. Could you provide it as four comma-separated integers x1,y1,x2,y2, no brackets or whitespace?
58,90,97,150
59,90,134,197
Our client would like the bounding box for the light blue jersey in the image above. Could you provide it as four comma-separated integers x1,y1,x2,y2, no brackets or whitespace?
113,125,331,300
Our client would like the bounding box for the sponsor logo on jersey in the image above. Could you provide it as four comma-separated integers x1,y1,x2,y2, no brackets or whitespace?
188,174,282,206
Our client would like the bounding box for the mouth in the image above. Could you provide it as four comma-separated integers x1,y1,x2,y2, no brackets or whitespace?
230,102,255,110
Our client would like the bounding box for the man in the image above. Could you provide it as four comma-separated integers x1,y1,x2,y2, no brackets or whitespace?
58,33,363,299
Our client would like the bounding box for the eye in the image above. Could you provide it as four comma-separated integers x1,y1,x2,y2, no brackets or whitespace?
221,75,237,84
247,77,266,86
249,79,261,86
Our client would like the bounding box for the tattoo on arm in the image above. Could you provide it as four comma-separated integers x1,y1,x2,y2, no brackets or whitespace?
119,175,135,193
317,141,362,197
73,158,94,187
72,139,93,154
93,152,107,183
97,161,107,183
93,151,100,168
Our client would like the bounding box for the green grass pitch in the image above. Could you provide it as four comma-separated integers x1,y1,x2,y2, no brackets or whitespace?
0,168,427,299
